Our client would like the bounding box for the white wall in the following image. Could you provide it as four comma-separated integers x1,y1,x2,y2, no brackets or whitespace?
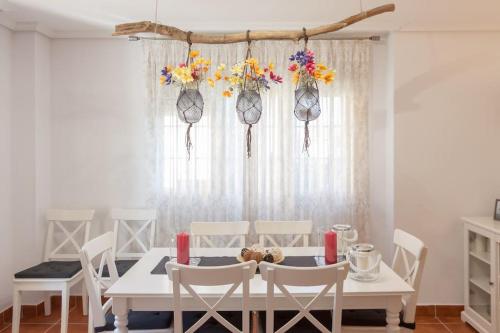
393,31,500,304
0,25,14,311
50,39,147,234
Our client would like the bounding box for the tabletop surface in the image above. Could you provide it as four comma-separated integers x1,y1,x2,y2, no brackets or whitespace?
106,247,414,298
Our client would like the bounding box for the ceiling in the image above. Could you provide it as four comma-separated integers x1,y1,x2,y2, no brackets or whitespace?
1,0,500,38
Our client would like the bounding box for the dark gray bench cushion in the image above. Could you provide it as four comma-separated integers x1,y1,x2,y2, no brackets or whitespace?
183,311,244,333
95,311,173,332
14,261,82,279
101,260,138,277
259,310,332,332
342,309,415,329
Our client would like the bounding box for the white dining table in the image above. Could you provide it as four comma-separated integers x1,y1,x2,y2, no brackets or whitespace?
105,247,414,333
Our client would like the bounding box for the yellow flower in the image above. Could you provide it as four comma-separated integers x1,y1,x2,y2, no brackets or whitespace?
245,57,258,68
203,58,211,66
268,62,275,71
173,67,193,84
223,90,233,97
207,78,215,87
292,71,300,84
229,76,241,86
166,65,173,73
202,66,209,72
231,64,243,74
313,70,322,80
323,70,335,84
317,63,328,71
255,65,264,76
189,50,200,58
160,75,167,85
217,64,226,71
214,71,222,81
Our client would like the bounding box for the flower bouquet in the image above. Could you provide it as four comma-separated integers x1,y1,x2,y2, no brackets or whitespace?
217,57,283,157
160,50,213,158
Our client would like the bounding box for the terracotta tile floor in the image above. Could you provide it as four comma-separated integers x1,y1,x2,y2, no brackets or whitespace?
0,302,479,333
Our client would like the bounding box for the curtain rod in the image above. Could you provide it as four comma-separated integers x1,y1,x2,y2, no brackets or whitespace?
127,35,381,42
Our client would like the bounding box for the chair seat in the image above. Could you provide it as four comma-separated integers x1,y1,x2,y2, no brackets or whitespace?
96,311,173,332
342,309,415,329
14,261,82,279
183,311,244,333
259,310,332,332
101,260,138,277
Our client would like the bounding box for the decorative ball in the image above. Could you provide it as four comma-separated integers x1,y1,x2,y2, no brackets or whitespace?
263,253,274,263
250,252,263,263
243,251,253,262
294,83,321,122
177,88,204,124
236,89,262,125
241,248,250,257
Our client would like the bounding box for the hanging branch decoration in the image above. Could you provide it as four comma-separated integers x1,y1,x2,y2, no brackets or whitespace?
160,33,215,159
114,4,395,43
289,29,335,154
217,33,283,158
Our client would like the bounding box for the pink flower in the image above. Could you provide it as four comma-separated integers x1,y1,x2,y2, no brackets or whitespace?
305,62,315,74
270,71,283,83
288,63,298,72
179,63,186,68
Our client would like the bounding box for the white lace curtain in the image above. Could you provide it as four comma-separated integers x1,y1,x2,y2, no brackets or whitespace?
143,39,370,246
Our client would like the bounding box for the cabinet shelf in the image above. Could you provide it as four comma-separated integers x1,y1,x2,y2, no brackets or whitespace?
470,277,491,294
470,251,490,265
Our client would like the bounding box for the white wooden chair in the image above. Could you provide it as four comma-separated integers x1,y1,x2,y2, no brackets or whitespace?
12,209,95,333
342,229,428,330
259,261,349,333
110,209,157,276
254,220,312,247
81,232,173,333
392,229,428,326
166,260,258,333
190,221,249,248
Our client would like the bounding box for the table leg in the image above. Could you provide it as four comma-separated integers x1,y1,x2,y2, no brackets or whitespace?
113,298,129,333
386,299,402,333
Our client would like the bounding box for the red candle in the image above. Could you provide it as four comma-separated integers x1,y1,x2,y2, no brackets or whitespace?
325,230,337,265
177,232,190,264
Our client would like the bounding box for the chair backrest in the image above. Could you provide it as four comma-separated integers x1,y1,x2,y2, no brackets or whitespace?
167,261,257,333
391,229,428,324
190,221,249,248
44,209,95,261
259,261,348,333
80,232,119,329
111,208,157,259
254,220,312,247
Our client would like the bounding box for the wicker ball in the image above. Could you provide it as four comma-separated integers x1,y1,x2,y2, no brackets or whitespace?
176,88,204,124
294,84,321,122
236,90,262,125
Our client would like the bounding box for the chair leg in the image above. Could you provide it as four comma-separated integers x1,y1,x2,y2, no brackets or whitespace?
82,283,88,316
60,285,70,333
12,287,22,333
87,307,93,333
44,293,52,316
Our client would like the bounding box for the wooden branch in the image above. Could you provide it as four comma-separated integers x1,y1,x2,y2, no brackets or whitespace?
113,3,395,43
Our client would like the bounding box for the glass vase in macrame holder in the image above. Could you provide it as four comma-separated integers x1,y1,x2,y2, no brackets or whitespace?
236,89,262,158
236,42,263,158
294,79,321,154
176,86,204,159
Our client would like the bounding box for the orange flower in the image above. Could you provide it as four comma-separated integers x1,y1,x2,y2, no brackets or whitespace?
223,90,233,97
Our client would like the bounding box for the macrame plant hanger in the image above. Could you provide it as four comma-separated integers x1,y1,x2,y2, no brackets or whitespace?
294,28,321,155
176,31,204,160
237,30,262,158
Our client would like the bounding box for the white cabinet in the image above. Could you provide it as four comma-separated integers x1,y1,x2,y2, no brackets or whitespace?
462,217,500,333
